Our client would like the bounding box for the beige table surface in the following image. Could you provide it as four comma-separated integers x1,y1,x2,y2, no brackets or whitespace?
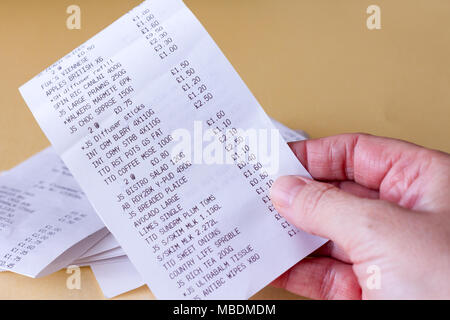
0,0,449,300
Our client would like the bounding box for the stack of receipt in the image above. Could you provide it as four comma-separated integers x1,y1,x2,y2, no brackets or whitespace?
6,0,327,299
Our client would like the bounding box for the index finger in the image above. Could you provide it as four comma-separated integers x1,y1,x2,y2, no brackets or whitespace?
288,133,428,190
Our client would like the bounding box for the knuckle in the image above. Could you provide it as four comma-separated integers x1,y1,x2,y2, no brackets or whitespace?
297,182,337,223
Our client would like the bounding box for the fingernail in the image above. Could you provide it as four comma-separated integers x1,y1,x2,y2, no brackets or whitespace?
270,175,307,208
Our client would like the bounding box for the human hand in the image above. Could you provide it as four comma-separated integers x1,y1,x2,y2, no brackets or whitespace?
270,134,450,299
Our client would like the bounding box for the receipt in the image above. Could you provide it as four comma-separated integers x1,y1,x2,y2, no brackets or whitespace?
77,233,120,259
78,118,307,266
0,148,106,277
91,123,308,299
74,247,126,265
91,258,144,298
20,0,326,299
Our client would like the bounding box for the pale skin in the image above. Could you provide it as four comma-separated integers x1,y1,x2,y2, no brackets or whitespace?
269,133,450,299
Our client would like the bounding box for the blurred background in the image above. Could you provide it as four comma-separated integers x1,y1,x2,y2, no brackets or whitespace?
0,0,449,299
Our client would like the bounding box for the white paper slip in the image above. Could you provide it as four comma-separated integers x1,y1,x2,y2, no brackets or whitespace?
90,124,308,299
77,233,120,260
73,247,126,265
91,259,145,298
77,255,131,268
20,0,326,299
76,118,306,261
0,148,107,277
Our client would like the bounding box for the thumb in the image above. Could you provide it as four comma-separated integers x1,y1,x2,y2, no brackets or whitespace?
270,175,398,253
